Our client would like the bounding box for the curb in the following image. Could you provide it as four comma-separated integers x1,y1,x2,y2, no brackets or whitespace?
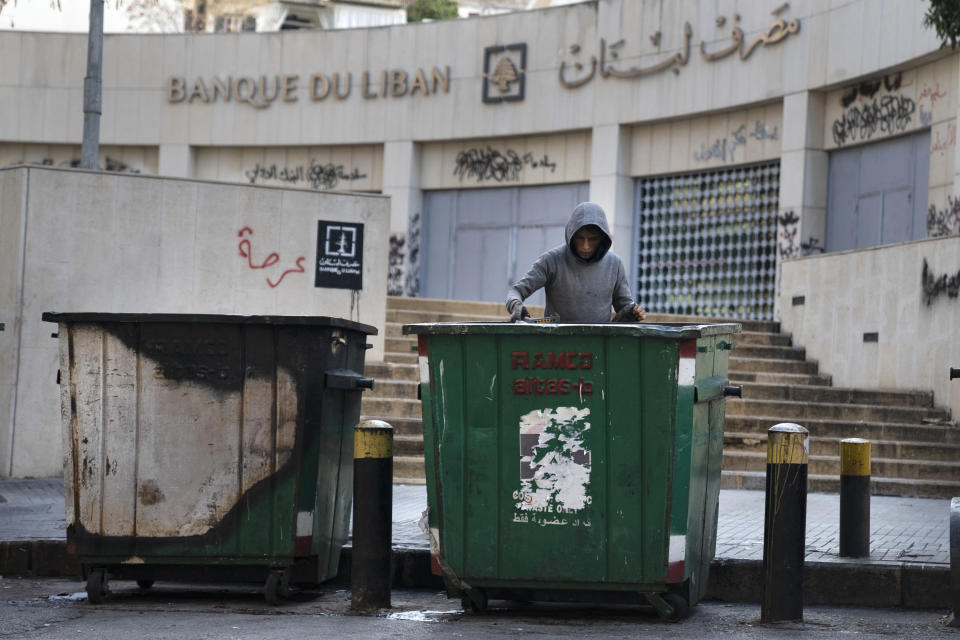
3,540,949,609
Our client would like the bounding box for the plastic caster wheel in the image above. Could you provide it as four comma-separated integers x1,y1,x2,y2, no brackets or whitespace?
136,579,154,590
660,593,689,622
86,569,108,605
264,569,291,606
460,588,488,614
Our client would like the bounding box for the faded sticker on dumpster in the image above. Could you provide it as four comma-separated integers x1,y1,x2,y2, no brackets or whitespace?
512,407,592,528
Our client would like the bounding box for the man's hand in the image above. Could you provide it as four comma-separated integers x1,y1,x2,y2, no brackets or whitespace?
614,303,646,322
508,300,531,322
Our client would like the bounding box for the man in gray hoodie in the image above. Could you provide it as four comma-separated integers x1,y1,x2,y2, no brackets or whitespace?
506,202,645,323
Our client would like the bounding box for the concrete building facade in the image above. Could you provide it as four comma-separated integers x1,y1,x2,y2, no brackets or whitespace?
1,0,959,475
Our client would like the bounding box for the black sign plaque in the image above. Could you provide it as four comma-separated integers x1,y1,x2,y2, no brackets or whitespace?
315,221,364,290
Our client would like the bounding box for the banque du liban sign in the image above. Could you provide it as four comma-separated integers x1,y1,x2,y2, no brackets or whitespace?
167,66,451,108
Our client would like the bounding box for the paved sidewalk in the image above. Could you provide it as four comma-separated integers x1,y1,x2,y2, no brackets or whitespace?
0,478,953,607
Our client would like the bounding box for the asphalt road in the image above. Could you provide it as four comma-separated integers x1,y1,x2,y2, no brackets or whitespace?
0,577,955,639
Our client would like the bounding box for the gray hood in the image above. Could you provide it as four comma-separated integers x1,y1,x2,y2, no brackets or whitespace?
564,202,613,262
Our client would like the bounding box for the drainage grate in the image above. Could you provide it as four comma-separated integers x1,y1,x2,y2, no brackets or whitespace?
635,162,779,320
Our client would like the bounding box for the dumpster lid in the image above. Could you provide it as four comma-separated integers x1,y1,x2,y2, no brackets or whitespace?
402,321,740,339
42,312,377,335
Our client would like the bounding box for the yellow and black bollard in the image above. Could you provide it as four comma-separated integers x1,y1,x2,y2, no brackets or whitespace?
351,420,393,611
761,423,808,623
839,438,871,558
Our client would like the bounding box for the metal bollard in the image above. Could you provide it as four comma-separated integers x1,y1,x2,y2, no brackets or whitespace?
761,423,808,623
839,438,871,558
351,420,393,611
950,497,959,627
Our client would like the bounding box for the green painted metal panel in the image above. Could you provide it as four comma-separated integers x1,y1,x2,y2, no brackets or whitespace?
408,321,739,601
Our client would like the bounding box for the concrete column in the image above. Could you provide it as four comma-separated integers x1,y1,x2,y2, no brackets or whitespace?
953,60,960,198
776,91,828,318
589,124,636,288
382,140,422,296
157,144,195,178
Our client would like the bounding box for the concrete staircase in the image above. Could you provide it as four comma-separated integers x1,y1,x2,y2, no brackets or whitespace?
361,296,960,498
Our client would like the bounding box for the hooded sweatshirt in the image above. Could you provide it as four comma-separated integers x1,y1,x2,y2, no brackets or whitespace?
506,202,637,323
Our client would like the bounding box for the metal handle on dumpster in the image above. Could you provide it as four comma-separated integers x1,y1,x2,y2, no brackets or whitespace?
951,367,959,380
694,376,734,403
723,385,743,398
325,369,374,391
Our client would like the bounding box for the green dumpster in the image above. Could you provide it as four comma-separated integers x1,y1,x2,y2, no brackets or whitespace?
42,313,376,604
403,321,740,619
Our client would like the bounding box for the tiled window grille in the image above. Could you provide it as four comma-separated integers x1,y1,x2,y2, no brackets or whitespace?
635,163,779,320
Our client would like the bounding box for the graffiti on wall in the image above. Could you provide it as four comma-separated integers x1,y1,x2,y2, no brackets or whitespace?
831,95,916,146
26,157,142,173
404,211,421,297
839,73,904,108
693,120,779,163
237,227,306,288
921,258,960,306
453,147,557,183
559,5,801,89
917,82,947,126
388,234,405,296
930,123,956,157
386,212,422,297
832,73,918,146
777,210,823,260
927,197,960,238
244,160,367,190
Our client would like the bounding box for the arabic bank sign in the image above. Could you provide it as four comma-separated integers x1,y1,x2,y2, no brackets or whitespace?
316,221,364,290
557,5,801,89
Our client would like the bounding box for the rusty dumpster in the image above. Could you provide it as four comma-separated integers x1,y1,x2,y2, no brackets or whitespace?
43,312,376,604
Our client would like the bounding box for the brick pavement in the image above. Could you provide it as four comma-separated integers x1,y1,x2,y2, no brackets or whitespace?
0,479,951,566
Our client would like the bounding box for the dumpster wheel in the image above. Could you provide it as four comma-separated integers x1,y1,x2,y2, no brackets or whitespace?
85,569,108,605
264,568,291,605
460,587,488,614
647,592,689,622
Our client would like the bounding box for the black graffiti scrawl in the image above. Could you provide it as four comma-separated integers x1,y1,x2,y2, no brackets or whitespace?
927,197,960,238
453,147,557,183
777,210,823,260
921,258,960,306
832,95,916,146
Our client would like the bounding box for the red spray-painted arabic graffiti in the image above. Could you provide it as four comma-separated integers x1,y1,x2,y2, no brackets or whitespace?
237,227,306,288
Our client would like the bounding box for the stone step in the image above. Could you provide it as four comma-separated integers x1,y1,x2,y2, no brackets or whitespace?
720,470,960,499
384,351,419,365
741,383,934,408
729,371,832,386
733,344,806,361
729,357,820,375
724,414,960,444
724,431,960,461
726,398,950,424
359,397,422,420
386,336,419,354
387,296,544,317
642,312,779,334
394,433,424,457
722,450,960,482
364,378,418,400
738,330,793,347
389,310,507,325
359,415,424,437
365,361,419,382
394,455,426,484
